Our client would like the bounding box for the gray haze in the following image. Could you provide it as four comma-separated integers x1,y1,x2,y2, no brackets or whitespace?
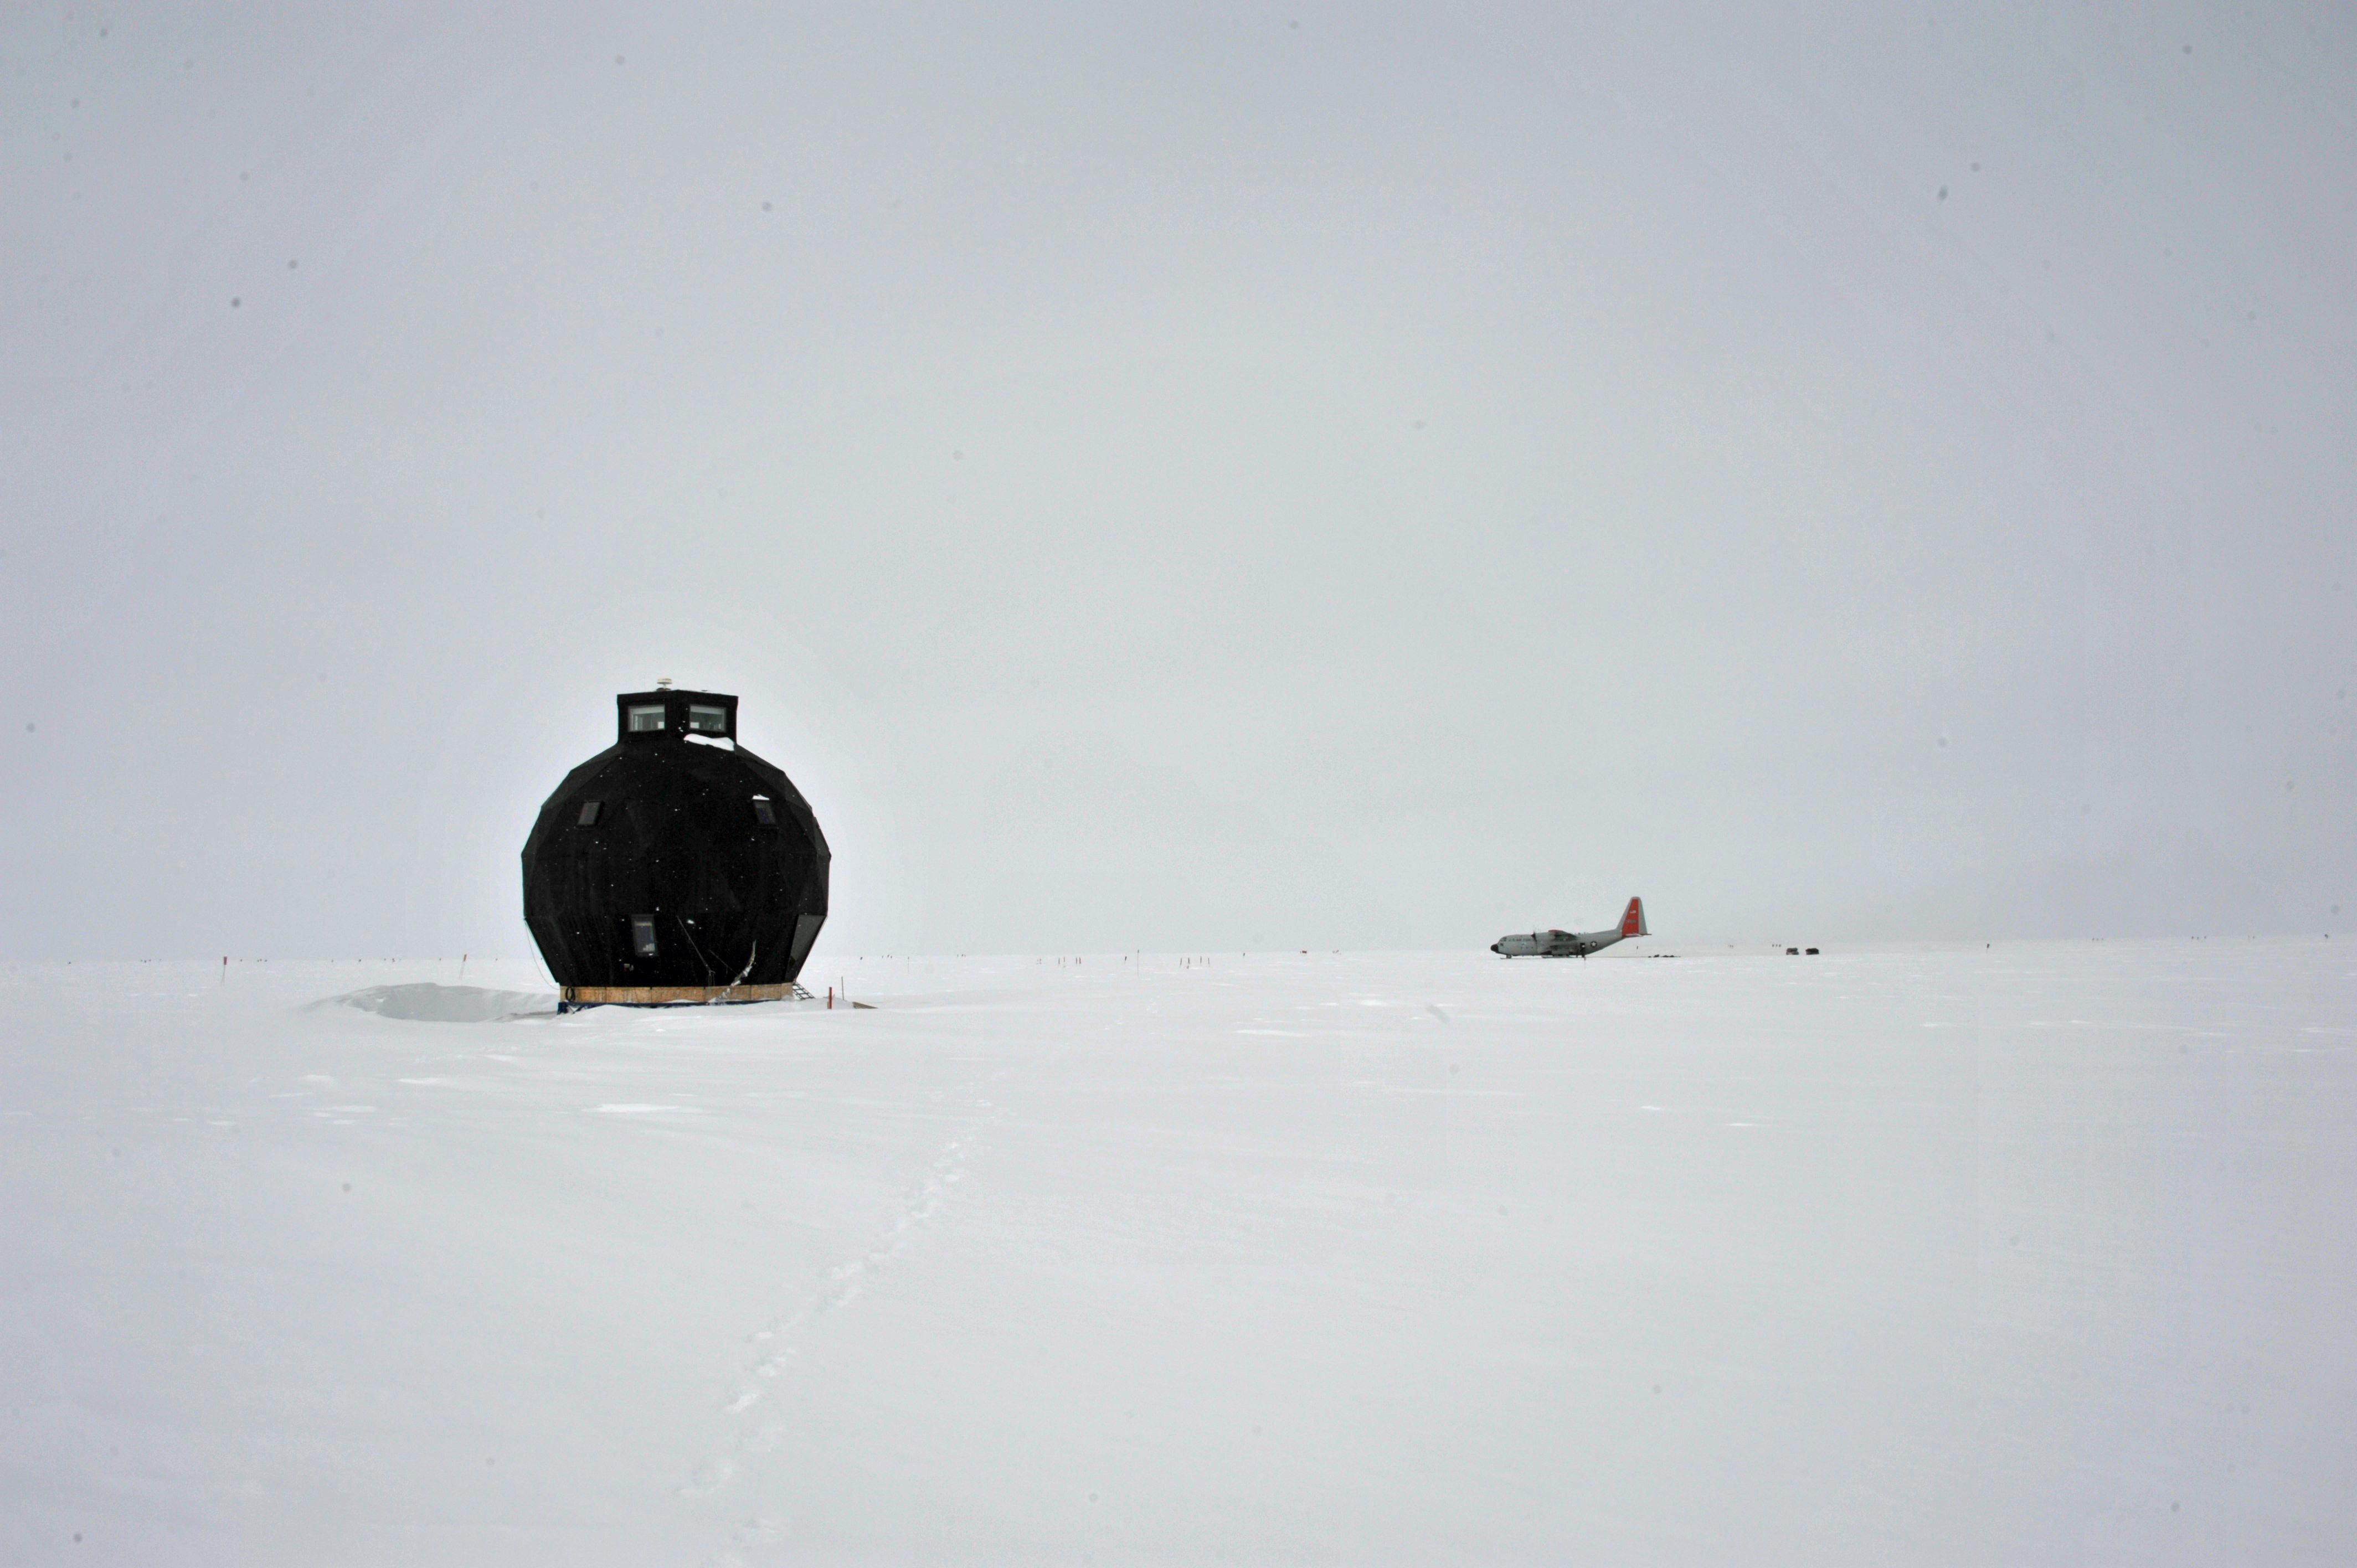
4,3,2350,961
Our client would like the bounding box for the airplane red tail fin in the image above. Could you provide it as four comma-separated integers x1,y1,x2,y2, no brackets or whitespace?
1622,898,1647,938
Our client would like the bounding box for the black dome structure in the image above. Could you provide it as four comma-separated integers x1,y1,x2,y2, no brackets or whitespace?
523,688,828,1009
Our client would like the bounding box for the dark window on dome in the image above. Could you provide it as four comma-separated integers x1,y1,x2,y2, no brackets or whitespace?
688,704,728,733
752,798,776,825
627,705,666,733
630,916,658,957
577,801,602,826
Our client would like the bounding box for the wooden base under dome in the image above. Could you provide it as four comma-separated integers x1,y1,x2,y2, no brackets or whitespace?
558,982,808,1010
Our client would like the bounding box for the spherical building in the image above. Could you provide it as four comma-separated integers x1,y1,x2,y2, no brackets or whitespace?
522,687,829,1008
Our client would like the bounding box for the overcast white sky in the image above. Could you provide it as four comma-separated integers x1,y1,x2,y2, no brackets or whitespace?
4,2,2350,961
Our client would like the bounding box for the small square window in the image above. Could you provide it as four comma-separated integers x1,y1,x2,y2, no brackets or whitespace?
630,915,658,957
752,798,776,825
628,705,667,733
577,801,602,826
687,705,728,733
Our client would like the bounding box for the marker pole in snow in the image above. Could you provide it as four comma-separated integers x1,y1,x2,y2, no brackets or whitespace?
221,956,227,984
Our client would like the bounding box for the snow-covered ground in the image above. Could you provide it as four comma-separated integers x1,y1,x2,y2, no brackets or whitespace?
4,940,2352,1565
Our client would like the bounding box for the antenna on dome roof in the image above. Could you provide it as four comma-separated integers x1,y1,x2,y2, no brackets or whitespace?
656,677,673,689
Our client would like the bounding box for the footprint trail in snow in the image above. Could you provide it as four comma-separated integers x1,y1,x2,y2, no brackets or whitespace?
682,1113,994,1546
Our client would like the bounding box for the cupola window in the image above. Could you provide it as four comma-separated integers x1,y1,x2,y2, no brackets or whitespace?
627,705,667,733
687,705,728,733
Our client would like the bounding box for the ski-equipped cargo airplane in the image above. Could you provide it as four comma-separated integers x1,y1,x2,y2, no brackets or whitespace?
1491,898,1648,958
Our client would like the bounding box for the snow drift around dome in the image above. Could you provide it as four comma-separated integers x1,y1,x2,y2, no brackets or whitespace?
321,983,554,1022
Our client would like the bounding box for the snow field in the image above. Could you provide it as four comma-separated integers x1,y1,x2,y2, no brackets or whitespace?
2,940,2352,1564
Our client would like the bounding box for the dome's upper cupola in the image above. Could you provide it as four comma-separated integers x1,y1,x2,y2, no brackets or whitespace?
615,688,738,744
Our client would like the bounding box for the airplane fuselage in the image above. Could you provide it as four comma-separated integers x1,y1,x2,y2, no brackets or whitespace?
1491,927,1625,958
